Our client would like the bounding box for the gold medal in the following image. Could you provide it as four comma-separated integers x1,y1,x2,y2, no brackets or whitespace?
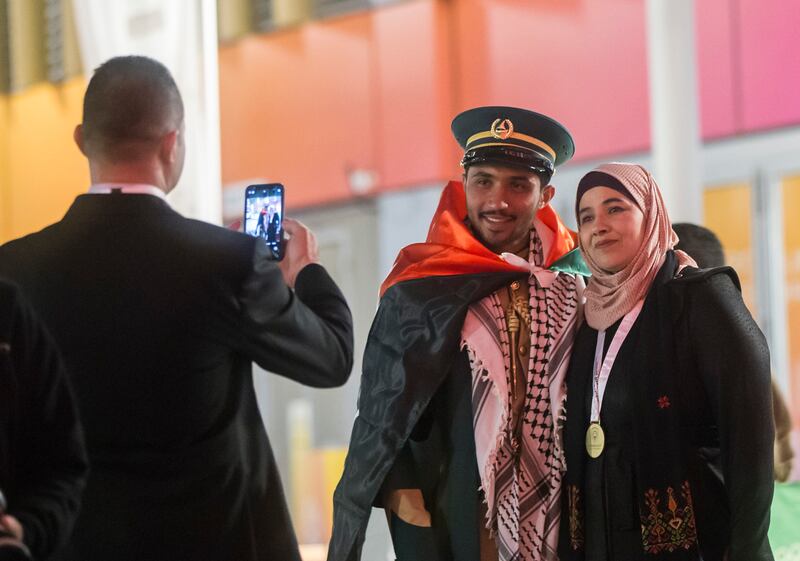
585,422,605,458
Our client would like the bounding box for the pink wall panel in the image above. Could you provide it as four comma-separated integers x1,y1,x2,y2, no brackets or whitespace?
456,0,650,162
737,0,800,131
695,0,738,138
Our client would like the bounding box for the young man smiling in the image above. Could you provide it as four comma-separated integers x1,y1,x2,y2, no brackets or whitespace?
465,165,555,256
329,107,588,561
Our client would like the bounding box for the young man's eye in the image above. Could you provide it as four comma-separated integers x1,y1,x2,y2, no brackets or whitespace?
580,215,593,224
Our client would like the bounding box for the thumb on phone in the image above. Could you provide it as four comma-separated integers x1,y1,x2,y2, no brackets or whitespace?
278,218,319,287
0,514,23,540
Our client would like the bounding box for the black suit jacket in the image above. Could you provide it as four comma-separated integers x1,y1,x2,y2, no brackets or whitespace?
0,280,88,561
0,193,354,561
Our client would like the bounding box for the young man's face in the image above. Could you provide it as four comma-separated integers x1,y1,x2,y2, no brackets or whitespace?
464,164,555,254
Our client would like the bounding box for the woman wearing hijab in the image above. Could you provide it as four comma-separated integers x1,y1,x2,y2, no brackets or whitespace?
559,163,774,561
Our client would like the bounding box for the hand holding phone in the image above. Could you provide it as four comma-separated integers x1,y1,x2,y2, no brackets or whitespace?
0,490,30,560
243,183,284,260
278,218,320,288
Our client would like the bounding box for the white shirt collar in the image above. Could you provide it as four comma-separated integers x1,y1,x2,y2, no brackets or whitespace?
89,183,168,202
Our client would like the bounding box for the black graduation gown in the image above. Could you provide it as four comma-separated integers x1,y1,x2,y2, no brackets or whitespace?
328,271,525,561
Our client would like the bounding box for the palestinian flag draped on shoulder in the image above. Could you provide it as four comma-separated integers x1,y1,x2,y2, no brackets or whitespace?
381,180,588,296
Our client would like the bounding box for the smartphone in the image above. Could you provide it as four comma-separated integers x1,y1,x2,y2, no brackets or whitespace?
244,183,285,260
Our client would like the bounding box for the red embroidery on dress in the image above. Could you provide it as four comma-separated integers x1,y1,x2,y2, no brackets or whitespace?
640,480,698,554
657,395,671,409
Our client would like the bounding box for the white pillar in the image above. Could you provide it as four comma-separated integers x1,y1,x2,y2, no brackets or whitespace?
645,0,703,223
72,0,222,224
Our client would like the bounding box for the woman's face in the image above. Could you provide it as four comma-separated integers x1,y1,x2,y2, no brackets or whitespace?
577,186,645,274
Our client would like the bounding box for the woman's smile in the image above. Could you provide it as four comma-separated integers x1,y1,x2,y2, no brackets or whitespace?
578,186,645,273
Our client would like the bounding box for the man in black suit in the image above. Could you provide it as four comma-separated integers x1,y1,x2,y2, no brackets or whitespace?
0,55,354,561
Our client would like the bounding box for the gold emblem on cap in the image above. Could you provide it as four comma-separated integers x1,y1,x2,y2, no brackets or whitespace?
490,118,514,140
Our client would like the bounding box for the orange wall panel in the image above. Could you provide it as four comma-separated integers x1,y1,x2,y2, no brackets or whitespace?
219,16,376,209
220,0,461,204
1,96,9,240
782,177,800,429
1,79,88,242
373,0,459,190
703,184,758,315
450,0,491,112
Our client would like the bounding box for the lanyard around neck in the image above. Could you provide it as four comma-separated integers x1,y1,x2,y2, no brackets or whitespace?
590,300,644,423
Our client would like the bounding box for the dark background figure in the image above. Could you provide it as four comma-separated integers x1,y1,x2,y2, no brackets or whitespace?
672,223,725,272
673,222,794,482
0,279,88,560
0,56,353,561
255,205,269,239
266,208,281,245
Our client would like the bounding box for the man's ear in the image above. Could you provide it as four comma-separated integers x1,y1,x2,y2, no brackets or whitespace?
159,129,179,164
539,185,556,208
73,124,87,155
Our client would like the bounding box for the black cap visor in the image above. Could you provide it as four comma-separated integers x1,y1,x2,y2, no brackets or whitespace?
461,146,554,176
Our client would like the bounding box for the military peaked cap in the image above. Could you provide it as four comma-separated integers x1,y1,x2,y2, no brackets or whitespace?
451,106,575,175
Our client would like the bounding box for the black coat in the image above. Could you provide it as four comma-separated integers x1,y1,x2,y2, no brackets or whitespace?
0,193,354,561
0,280,88,560
560,263,774,561
382,349,491,561
328,271,524,561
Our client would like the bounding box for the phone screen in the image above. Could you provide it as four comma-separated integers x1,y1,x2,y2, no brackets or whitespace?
244,183,284,260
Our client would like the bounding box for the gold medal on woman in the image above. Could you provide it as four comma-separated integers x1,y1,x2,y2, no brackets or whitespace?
585,422,605,458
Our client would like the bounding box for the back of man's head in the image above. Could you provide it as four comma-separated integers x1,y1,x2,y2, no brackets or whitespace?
673,222,725,268
81,56,184,162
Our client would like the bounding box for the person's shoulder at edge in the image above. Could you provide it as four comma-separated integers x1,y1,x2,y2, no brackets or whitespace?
0,221,62,254
676,266,741,299
674,266,767,354
670,265,740,299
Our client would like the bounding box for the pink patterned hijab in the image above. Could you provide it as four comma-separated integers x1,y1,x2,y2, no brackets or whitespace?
578,162,696,330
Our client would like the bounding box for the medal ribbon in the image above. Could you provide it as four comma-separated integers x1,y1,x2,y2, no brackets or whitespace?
590,300,644,423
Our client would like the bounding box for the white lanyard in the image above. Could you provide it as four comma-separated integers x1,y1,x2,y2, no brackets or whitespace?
590,300,644,423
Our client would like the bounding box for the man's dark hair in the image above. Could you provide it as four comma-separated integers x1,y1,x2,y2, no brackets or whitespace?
81,56,184,159
673,222,725,268
463,165,552,188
